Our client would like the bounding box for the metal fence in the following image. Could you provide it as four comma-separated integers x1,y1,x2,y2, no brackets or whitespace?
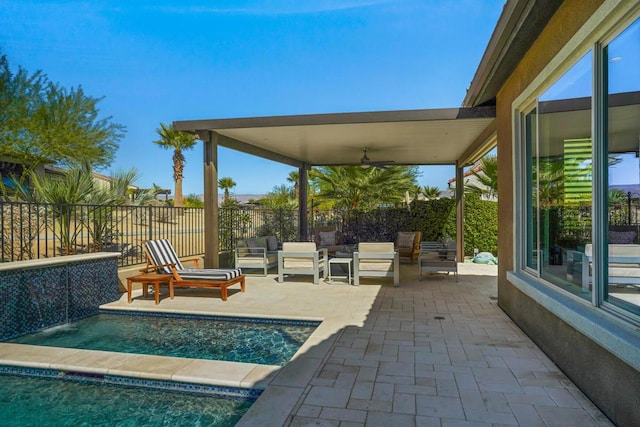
1,202,206,267
0,201,316,267
2,199,512,266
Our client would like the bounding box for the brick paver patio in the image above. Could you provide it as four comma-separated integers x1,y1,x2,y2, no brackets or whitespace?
225,263,612,426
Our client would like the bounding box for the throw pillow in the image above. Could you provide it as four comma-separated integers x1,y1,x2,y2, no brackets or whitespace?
319,231,336,247
397,232,416,248
267,235,278,251
609,230,636,244
246,238,261,254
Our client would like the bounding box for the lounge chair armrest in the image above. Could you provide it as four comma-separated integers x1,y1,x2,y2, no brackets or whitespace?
179,257,201,268
237,247,267,256
139,261,176,273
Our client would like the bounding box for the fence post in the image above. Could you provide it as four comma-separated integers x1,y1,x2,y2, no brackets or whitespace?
148,205,153,240
628,192,632,225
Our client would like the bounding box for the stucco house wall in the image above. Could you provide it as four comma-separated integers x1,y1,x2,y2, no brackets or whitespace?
495,1,640,425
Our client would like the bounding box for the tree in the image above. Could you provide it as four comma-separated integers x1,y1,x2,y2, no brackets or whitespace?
259,184,296,209
465,156,498,199
218,177,237,205
153,122,197,208
0,53,124,182
287,170,299,200
310,165,420,212
421,185,442,200
184,194,204,208
17,162,154,254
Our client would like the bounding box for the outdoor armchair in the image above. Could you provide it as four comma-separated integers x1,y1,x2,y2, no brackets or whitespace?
314,226,343,255
395,231,422,263
418,240,458,281
277,242,328,285
143,239,245,301
235,235,279,276
353,242,399,287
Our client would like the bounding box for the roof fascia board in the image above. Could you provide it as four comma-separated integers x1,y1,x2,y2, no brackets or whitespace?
173,106,495,132
464,0,562,107
208,132,304,168
463,0,530,107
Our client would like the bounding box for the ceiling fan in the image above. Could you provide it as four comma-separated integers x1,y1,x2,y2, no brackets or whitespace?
359,148,395,169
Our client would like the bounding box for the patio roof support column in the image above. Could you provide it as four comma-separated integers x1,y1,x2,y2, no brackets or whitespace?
298,163,309,241
202,130,219,268
455,161,465,260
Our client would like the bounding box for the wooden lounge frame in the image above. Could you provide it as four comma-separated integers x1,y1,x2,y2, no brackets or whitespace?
142,239,246,301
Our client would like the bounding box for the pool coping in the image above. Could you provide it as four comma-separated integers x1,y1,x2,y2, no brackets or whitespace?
0,364,262,400
0,342,280,390
0,305,331,394
0,252,120,271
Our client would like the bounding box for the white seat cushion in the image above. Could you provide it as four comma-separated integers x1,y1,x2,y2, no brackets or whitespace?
359,260,393,271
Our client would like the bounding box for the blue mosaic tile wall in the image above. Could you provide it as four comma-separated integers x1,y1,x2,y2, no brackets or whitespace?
0,257,120,341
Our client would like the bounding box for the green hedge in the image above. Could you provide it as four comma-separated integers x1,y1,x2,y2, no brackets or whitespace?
342,195,498,257
461,195,498,256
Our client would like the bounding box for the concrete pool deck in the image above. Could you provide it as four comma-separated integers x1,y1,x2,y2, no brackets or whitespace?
2,262,612,426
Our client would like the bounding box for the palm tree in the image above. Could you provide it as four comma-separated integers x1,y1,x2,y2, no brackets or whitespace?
409,184,423,200
19,162,153,253
465,155,498,199
218,176,237,205
310,165,419,211
21,164,94,254
287,170,299,200
259,184,296,209
153,123,197,207
421,185,442,200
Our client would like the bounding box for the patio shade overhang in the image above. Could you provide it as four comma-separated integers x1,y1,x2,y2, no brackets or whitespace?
173,106,496,168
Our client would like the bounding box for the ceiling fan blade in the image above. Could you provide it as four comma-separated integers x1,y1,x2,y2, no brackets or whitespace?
370,160,395,168
359,147,396,168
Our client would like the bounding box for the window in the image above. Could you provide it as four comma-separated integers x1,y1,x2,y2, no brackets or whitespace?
525,53,593,300
605,17,640,315
521,15,640,318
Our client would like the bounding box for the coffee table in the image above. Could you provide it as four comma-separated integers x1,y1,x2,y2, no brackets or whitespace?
126,273,172,304
328,256,352,284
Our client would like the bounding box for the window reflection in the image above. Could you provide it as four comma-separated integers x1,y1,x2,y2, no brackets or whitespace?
531,53,593,299
605,17,640,315
523,16,640,319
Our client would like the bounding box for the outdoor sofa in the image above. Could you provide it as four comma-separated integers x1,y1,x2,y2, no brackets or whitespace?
235,235,279,276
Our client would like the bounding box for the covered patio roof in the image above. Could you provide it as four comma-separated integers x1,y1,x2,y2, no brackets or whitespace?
173,106,496,269
173,106,496,168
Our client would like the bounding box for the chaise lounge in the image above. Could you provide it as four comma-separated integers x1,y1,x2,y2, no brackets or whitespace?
143,239,245,301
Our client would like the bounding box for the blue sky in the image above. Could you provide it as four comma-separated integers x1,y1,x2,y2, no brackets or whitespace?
0,0,503,196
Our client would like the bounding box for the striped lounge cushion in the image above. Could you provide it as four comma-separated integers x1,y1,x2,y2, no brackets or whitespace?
176,268,243,281
145,239,185,274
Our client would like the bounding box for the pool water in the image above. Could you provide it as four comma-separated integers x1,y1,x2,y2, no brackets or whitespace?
0,371,254,426
9,312,319,366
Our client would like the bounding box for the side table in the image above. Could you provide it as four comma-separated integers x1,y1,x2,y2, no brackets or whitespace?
328,257,352,284
126,273,173,304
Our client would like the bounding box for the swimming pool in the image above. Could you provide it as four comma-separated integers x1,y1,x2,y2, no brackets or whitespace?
9,311,320,366
0,366,257,426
